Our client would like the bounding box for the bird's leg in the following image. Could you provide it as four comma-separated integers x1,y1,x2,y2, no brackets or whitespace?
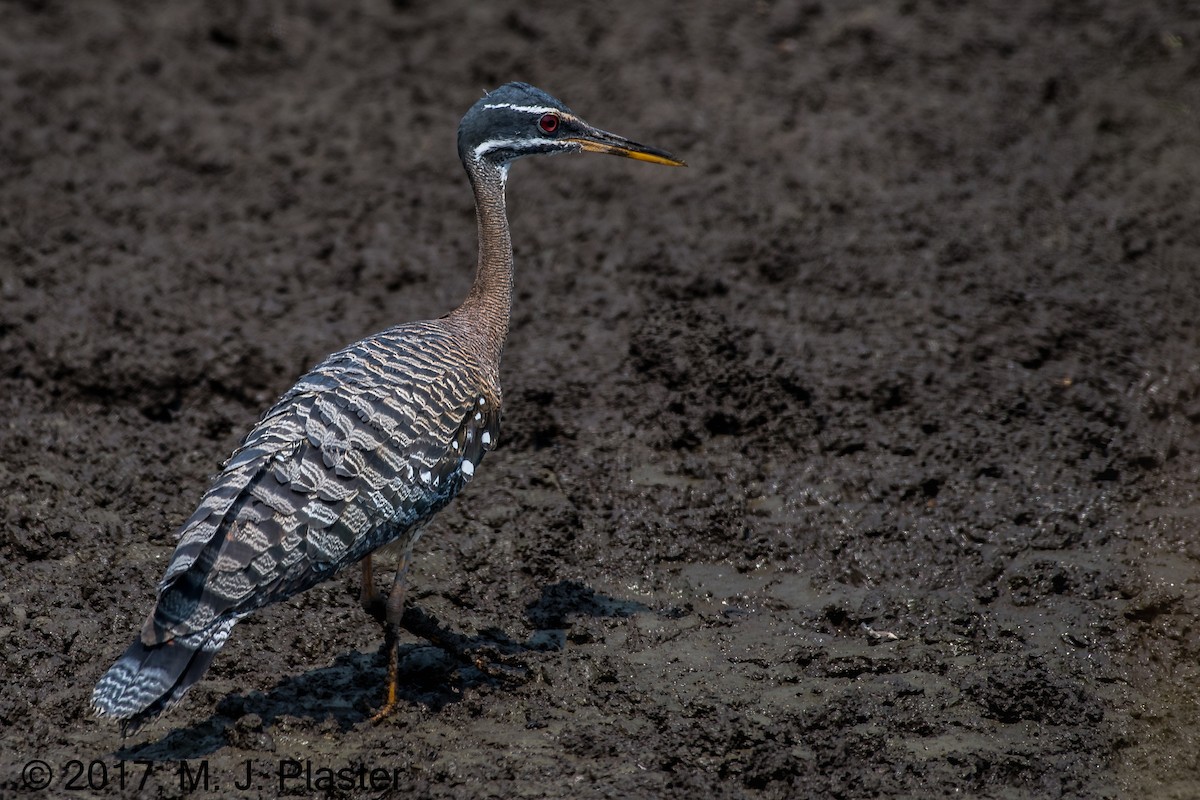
368,544,524,723
360,555,379,610
370,548,410,723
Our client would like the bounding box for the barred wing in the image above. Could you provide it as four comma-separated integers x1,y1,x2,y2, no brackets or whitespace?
140,324,501,646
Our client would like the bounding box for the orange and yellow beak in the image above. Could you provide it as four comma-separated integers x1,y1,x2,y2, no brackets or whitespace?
566,127,686,167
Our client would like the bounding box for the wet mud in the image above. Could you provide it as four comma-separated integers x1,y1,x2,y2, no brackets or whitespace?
2,1,1199,798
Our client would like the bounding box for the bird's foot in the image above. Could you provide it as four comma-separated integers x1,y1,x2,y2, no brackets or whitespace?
369,695,399,724
370,618,403,723
367,604,526,723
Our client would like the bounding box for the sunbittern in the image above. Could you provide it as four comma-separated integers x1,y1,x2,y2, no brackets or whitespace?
91,82,684,731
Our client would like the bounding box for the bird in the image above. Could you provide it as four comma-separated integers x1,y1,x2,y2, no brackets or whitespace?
91,82,684,732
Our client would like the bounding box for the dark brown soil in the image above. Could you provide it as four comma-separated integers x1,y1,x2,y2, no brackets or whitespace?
2,2,1199,798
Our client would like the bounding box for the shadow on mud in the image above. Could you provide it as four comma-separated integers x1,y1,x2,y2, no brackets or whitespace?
112,581,648,761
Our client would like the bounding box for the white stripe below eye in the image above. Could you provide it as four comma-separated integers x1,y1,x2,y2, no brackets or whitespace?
473,137,571,161
473,137,526,159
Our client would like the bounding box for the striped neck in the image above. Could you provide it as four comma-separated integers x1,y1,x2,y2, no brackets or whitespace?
450,157,512,369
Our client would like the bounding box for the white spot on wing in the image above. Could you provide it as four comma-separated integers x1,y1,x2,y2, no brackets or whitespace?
462,459,475,477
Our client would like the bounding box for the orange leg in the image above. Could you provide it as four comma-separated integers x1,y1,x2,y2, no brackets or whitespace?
369,548,411,723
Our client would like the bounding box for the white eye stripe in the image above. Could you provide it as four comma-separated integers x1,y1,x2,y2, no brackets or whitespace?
482,102,562,115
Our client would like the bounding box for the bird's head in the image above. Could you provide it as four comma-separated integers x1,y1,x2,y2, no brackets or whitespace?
457,82,685,175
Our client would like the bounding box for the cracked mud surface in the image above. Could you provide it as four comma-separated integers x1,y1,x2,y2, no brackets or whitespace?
1,2,1199,797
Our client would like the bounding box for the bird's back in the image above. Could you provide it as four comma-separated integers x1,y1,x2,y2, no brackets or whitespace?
93,317,500,725
150,317,502,642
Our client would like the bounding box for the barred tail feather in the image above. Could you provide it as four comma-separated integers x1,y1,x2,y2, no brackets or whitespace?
91,618,237,733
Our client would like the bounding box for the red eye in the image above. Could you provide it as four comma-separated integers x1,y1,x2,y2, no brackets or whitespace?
539,113,559,133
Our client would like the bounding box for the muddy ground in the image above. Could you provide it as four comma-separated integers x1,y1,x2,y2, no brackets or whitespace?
1,1,1199,798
